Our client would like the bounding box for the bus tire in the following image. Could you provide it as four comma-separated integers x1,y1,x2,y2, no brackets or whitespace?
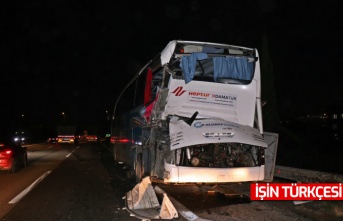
135,153,143,183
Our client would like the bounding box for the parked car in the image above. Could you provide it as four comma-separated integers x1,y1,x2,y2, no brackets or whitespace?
0,138,28,173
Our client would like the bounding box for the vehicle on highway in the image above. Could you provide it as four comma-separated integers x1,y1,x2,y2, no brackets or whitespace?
48,136,58,143
85,135,98,142
13,130,27,145
82,128,99,142
57,125,76,144
0,138,28,173
111,40,279,184
57,135,75,144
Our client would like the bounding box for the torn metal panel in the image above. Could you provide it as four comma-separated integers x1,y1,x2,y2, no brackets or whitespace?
124,177,178,220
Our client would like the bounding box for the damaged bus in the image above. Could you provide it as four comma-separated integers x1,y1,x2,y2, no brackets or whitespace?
111,40,278,184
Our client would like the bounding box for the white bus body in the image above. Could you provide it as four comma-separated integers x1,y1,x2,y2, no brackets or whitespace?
111,40,278,184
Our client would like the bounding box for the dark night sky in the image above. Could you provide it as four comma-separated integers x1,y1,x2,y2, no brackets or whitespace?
1,0,342,132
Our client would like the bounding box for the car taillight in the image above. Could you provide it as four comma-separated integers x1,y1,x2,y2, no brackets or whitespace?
0,149,12,157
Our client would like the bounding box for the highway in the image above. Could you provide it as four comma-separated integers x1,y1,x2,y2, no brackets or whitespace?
0,142,342,221
0,142,143,221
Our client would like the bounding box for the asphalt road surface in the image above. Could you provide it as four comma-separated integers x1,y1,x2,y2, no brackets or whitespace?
0,142,164,221
1,142,342,221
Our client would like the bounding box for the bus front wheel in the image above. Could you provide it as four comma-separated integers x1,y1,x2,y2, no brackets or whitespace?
135,153,143,184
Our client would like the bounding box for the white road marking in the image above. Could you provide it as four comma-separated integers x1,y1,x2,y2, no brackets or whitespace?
66,146,79,158
9,171,51,204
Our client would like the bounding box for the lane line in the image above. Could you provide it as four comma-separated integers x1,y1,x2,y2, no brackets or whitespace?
66,146,80,158
100,142,111,152
9,171,51,204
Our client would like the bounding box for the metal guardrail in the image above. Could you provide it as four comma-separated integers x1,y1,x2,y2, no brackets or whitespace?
274,165,343,183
